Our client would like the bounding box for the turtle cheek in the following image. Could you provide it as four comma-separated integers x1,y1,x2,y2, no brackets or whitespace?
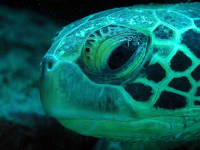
40,58,108,119
40,58,88,118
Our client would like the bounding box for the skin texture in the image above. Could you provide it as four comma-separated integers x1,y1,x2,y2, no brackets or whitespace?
40,2,200,142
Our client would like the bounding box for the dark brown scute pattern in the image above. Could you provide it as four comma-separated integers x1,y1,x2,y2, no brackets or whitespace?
153,25,174,39
154,91,187,110
168,76,191,92
124,83,152,102
143,63,166,83
181,29,200,58
170,51,192,72
153,46,171,58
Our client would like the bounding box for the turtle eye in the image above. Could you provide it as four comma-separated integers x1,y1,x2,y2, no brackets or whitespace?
108,42,137,70
80,25,150,84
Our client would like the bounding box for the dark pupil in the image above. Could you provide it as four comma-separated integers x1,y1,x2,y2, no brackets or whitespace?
108,43,136,69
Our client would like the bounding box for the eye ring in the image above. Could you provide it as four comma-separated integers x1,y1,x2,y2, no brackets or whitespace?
80,25,150,84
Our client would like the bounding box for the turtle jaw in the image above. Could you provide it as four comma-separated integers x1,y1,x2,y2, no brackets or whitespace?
39,55,90,119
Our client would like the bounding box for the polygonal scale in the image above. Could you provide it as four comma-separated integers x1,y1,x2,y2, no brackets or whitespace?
124,83,153,102
152,44,175,61
173,2,200,18
168,76,191,92
153,24,175,40
123,80,158,107
155,10,192,29
181,29,200,59
170,50,192,72
154,91,187,110
142,61,166,83
109,9,157,29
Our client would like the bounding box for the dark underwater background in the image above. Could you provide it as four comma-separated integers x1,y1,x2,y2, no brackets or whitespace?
0,0,200,150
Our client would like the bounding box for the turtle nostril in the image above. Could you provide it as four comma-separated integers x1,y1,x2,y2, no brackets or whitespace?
41,55,57,76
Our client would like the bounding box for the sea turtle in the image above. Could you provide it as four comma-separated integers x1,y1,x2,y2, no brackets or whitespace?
40,2,200,142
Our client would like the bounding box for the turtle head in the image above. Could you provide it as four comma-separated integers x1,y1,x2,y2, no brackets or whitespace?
40,23,154,141
39,11,177,141
40,3,200,142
